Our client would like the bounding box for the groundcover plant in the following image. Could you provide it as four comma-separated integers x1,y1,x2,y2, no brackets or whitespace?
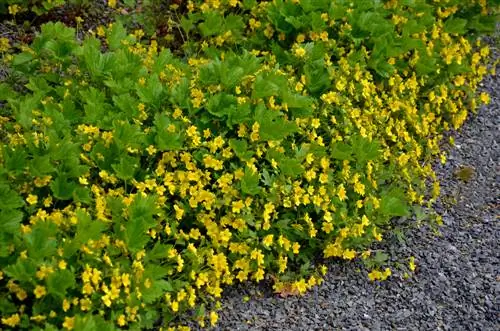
0,0,497,329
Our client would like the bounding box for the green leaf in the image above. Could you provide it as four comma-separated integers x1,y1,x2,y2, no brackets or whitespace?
112,93,138,118
373,251,389,264
282,92,314,118
206,93,237,117
198,11,223,37
73,187,92,205
144,264,171,281
124,194,158,253
0,296,18,315
81,37,111,80
74,315,117,331
0,210,23,234
4,259,37,282
29,155,55,177
252,73,288,99
2,148,28,175
24,222,58,261
352,136,380,165
330,142,353,160
443,17,467,34
279,157,304,178
304,62,331,96
242,0,258,10
402,19,426,35
261,169,276,187
50,175,78,200
74,210,107,245
267,149,304,178
129,194,157,223
255,104,298,141
224,14,245,39
180,16,196,34
0,83,15,101
227,103,252,126
154,113,184,151
49,138,80,161
467,14,497,33
81,87,108,125
0,233,11,257
146,243,172,261
415,54,437,76
124,216,151,254
240,167,260,195
412,205,429,222
229,139,253,161
112,121,144,150
380,188,409,217
0,184,25,210
12,52,34,66
107,22,127,50
47,269,76,299
137,74,164,107
141,279,173,304
169,78,191,109
26,77,51,93
111,155,139,181
369,58,395,78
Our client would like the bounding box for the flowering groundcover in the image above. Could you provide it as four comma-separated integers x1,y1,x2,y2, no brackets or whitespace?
0,0,497,329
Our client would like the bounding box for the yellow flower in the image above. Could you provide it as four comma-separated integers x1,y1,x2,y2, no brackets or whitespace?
368,269,382,281
372,227,383,241
80,298,92,311
62,299,71,312
231,200,245,213
454,75,465,86
108,0,117,8
96,25,106,37
210,311,218,326
342,249,356,260
292,242,300,254
27,194,38,205
34,285,47,298
294,47,306,58
321,221,333,234
2,313,20,327
30,314,46,323
0,37,10,52
102,294,112,307
353,181,365,196
174,204,184,220
253,267,265,282
337,184,347,201
8,5,20,16
63,316,75,330
171,300,179,312
294,278,307,294
383,267,392,279
117,314,127,326
262,234,274,247
480,92,490,104
146,145,157,155
409,256,416,272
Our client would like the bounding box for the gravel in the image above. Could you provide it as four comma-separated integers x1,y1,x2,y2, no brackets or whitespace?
205,47,500,330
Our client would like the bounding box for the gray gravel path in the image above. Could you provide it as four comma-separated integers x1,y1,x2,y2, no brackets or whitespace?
207,53,500,330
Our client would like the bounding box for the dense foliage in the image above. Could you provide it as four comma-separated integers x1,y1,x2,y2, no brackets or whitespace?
0,0,497,329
